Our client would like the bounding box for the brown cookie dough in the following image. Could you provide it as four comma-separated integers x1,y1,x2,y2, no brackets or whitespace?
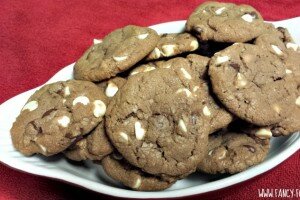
209,43,297,126
74,25,159,81
145,33,199,61
198,131,270,174
106,68,209,177
11,80,108,156
64,121,113,161
102,154,175,191
186,1,268,42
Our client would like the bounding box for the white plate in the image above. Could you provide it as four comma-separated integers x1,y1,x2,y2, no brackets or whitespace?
0,18,300,199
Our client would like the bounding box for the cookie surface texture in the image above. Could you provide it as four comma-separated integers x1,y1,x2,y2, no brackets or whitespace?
74,25,159,81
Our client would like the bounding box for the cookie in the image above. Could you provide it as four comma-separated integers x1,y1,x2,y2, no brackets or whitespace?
145,33,199,61
11,80,108,156
198,131,270,174
209,43,297,126
185,54,234,133
64,121,113,161
130,55,234,134
106,68,209,177
186,1,268,42
74,25,159,81
102,154,175,191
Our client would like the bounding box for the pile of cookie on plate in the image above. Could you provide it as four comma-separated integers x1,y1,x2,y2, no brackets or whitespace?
11,1,300,191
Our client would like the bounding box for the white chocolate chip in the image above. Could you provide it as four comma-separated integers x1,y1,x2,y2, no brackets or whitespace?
215,7,226,15
295,96,300,107
130,71,139,76
218,150,227,159
113,56,128,62
208,150,213,156
271,45,283,55
180,68,192,80
193,86,200,92
202,10,207,13
273,104,281,113
163,63,171,69
132,177,142,189
152,47,161,59
241,14,254,23
57,116,70,127
105,82,119,97
161,44,176,57
63,99,66,104
285,69,293,74
120,132,129,142
215,55,230,65
203,106,211,116
137,33,149,40
135,121,145,140
178,119,187,132
22,101,38,112
176,88,192,97
143,66,156,72
255,128,272,139
38,144,47,153
286,42,298,51
93,100,106,117
190,40,199,51
93,38,103,44
236,73,248,87
73,96,90,106
64,86,70,96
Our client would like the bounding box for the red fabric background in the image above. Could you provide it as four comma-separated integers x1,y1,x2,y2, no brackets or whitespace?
0,0,299,199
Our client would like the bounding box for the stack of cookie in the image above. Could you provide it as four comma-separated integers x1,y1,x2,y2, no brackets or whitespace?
10,1,299,191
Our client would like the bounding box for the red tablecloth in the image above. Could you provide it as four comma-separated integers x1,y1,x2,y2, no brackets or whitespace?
0,0,299,199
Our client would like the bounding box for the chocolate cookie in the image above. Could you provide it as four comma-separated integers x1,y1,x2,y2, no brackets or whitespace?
106,68,209,177
198,131,270,174
145,33,199,61
209,43,297,126
102,154,175,191
74,25,159,81
64,121,113,161
11,80,108,156
130,56,234,134
186,1,268,42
